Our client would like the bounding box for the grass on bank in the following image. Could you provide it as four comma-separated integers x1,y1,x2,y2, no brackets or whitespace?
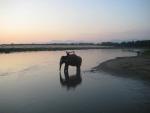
142,49,150,56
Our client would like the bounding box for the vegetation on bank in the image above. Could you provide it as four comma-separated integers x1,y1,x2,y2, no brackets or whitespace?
0,45,113,53
142,49,150,56
0,40,149,53
100,40,150,48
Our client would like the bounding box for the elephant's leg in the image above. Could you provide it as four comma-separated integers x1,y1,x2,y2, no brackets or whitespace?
76,66,80,71
76,66,81,75
64,64,68,73
64,69,69,80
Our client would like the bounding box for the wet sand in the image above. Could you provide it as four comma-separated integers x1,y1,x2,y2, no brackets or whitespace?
93,56,150,79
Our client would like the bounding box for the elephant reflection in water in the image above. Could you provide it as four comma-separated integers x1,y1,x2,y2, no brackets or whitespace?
59,69,82,89
59,51,82,89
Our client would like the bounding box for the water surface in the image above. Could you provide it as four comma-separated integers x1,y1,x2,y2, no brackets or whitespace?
0,49,150,113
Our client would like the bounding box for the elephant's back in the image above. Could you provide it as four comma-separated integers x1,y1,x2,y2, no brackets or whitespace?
68,55,82,66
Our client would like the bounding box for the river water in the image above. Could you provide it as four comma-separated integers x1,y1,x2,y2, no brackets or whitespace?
0,49,150,113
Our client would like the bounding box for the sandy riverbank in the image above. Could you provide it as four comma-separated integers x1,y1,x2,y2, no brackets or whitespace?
93,55,150,79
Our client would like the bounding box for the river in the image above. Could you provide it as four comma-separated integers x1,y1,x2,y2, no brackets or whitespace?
0,49,150,113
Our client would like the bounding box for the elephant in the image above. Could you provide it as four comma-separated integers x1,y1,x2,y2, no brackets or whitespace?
59,69,82,89
59,54,82,73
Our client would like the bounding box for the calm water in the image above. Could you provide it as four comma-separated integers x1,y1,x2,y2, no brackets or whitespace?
0,49,150,113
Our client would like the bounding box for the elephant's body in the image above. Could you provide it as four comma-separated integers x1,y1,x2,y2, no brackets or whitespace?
60,54,82,72
64,55,82,67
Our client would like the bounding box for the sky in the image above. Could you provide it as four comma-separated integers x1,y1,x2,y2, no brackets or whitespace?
0,0,150,44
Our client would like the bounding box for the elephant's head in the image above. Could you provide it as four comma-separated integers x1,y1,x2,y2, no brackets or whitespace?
59,56,67,71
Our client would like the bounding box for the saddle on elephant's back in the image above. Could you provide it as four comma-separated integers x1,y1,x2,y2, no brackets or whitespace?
67,54,78,58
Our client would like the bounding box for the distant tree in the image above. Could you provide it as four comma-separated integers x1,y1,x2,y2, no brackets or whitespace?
100,40,150,48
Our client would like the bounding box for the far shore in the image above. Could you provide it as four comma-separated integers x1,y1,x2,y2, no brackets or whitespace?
0,44,114,53
92,54,150,80
1,40,149,53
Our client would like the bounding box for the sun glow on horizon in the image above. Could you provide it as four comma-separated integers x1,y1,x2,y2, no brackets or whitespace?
0,0,150,44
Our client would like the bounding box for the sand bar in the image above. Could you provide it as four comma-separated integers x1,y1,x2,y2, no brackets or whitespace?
93,55,150,79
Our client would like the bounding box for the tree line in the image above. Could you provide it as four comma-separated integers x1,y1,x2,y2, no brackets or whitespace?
100,40,150,48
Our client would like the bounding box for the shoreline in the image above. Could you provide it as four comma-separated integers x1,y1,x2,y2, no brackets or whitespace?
93,55,150,79
0,44,114,53
0,44,148,53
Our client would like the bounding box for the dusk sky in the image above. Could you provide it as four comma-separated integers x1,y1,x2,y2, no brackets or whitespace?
0,0,150,44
